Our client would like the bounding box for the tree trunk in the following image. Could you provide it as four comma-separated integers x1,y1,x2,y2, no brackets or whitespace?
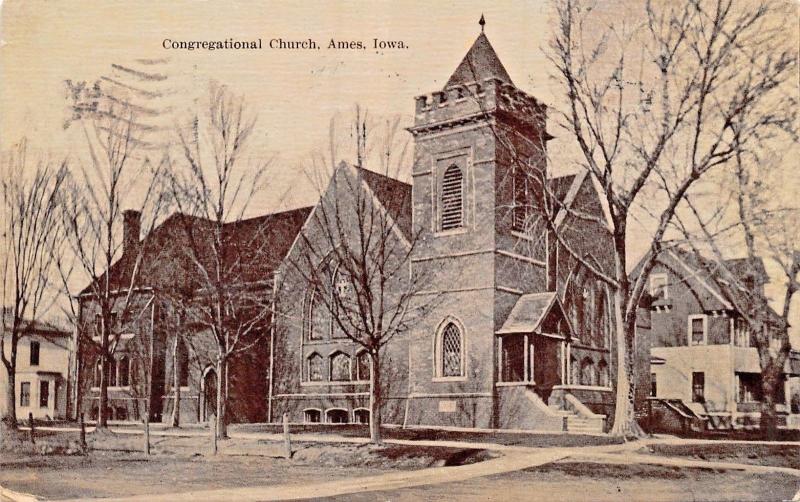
760,369,781,441
215,359,228,439
369,351,382,445
170,337,181,427
608,241,642,439
3,364,17,428
98,356,109,428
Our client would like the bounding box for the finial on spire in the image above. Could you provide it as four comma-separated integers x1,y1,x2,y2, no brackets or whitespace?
479,14,485,33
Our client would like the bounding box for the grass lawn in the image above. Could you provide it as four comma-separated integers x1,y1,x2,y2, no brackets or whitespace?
329,461,800,502
0,432,494,500
233,423,623,448
642,443,800,470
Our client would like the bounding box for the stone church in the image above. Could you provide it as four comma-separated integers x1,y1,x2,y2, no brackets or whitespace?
77,28,617,433
270,30,617,433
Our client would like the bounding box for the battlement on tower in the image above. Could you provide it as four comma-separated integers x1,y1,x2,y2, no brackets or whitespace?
410,78,547,135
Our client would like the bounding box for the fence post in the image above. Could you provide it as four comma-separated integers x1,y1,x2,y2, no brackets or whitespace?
28,412,35,445
210,413,218,455
282,412,292,458
79,413,87,451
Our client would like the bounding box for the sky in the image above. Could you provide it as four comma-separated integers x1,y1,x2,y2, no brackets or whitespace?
1,0,798,338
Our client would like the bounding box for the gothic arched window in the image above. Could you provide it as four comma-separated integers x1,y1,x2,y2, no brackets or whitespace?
356,350,371,381
598,359,609,388
330,352,351,381
580,357,596,386
437,321,464,378
441,165,464,230
307,353,323,382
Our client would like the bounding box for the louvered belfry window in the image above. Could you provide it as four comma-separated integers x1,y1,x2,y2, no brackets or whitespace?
440,164,464,230
441,323,462,377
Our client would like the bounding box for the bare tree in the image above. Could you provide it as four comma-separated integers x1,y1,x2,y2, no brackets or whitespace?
546,0,797,437
60,90,166,428
165,82,274,438
286,161,428,444
0,139,68,431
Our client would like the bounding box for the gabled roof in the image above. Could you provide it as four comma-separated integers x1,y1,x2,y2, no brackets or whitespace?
355,166,412,239
496,292,573,336
80,206,312,297
1,309,69,336
445,33,514,88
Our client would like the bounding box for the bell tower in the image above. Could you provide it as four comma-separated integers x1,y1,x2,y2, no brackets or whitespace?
405,19,553,429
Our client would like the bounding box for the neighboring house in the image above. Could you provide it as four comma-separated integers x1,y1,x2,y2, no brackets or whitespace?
1,311,72,420
76,207,311,424
270,29,620,433
634,248,800,429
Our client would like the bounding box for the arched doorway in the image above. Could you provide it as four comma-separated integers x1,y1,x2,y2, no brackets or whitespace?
200,367,218,422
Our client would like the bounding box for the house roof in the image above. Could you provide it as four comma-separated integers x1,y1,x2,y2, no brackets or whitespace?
1,309,69,336
496,292,571,336
355,166,412,239
445,33,514,88
635,247,783,325
80,206,312,297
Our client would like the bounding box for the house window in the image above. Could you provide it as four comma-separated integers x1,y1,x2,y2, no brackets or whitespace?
691,372,705,403
649,273,668,301
330,352,351,382
39,381,49,408
440,164,464,231
737,373,762,403
118,356,130,387
29,341,40,366
355,351,371,381
20,382,31,407
689,315,707,346
650,373,657,397
733,318,750,347
303,409,321,423
438,322,463,377
307,353,323,382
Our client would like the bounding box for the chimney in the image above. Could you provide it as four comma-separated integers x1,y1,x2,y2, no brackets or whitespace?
123,210,141,255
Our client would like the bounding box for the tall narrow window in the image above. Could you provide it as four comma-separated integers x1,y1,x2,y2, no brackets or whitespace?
20,382,31,407
330,352,351,381
29,341,40,366
108,358,118,387
356,351,371,381
307,353,323,382
692,372,705,402
331,266,352,339
39,381,49,408
598,360,609,387
650,372,658,397
512,165,529,231
440,322,463,377
440,165,464,230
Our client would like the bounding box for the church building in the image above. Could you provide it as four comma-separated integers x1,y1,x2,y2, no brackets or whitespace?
270,27,618,433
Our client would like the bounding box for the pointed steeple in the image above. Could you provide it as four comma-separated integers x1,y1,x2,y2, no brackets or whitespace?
445,29,514,89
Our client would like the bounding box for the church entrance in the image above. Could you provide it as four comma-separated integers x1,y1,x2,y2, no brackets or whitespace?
532,335,562,402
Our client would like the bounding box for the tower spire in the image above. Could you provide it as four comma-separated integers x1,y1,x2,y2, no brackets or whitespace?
479,14,485,33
